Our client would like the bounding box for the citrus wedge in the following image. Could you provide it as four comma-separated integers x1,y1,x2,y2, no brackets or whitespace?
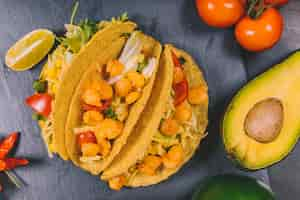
5,29,55,71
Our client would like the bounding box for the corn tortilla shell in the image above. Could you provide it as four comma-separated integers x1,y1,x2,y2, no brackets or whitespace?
65,33,162,174
102,44,208,187
53,22,137,160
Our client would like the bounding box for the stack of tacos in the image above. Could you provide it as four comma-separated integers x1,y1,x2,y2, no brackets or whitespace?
26,14,208,190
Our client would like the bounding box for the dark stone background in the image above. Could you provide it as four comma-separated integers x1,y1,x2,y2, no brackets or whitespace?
0,0,299,199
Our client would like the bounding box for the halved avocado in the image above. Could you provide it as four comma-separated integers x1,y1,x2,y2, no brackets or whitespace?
192,174,275,200
222,51,300,170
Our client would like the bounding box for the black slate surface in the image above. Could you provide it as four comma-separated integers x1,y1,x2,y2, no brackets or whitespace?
0,0,299,199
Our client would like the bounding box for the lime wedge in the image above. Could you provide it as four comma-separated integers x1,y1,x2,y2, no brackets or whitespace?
5,29,55,71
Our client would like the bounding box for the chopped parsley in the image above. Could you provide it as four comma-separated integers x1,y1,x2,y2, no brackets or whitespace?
137,59,148,73
33,80,47,93
179,57,186,65
104,107,118,120
32,113,46,121
111,12,128,22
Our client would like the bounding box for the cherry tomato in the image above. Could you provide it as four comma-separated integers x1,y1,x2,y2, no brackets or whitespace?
77,131,97,147
173,79,189,106
81,99,112,112
195,0,245,28
265,0,288,6
235,8,283,52
25,93,52,117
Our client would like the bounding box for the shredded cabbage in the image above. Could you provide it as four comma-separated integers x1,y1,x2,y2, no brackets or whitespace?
142,57,156,78
80,155,102,163
39,115,54,158
152,132,179,148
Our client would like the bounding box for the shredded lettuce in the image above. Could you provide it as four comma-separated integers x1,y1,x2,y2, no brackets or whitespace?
152,132,179,148
108,32,143,84
142,57,156,78
80,155,102,163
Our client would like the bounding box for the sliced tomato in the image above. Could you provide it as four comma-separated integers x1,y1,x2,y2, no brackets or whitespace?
77,131,97,147
25,93,52,117
173,79,189,106
82,99,112,112
101,99,112,111
171,51,182,69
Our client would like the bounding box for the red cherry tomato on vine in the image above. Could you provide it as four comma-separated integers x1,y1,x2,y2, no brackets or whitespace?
235,8,283,52
195,0,245,28
264,0,288,6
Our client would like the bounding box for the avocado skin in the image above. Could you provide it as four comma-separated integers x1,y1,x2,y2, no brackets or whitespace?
192,174,275,200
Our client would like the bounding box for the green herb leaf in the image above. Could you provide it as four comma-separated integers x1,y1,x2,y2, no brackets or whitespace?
70,1,79,24
137,59,149,73
104,107,117,119
32,113,46,121
119,12,128,22
79,19,98,42
58,19,98,53
179,57,186,65
33,80,47,93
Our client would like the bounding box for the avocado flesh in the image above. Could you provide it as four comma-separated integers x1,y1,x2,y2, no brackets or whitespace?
223,51,300,170
193,174,275,200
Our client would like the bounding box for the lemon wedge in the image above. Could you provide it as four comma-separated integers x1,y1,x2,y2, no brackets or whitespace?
5,29,55,71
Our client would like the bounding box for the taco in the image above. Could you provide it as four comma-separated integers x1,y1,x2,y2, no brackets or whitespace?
101,44,209,190
64,31,162,175
25,14,136,160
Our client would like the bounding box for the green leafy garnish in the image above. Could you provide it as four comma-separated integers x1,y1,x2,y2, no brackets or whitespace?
56,1,99,53
78,19,98,42
111,12,128,22
32,113,46,121
33,80,47,93
104,107,117,119
179,57,186,65
70,1,79,24
137,59,149,73
57,19,98,53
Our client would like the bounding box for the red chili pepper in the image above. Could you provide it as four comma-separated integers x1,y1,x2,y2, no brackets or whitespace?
0,132,18,159
0,158,29,171
173,79,189,106
171,51,183,69
82,99,112,112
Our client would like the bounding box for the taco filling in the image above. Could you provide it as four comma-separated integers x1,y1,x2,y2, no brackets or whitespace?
25,13,132,158
105,48,208,190
73,31,159,166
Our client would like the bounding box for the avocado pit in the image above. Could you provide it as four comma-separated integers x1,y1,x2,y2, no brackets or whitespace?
244,98,283,143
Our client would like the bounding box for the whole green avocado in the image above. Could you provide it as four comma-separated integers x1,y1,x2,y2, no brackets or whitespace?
192,174,275,200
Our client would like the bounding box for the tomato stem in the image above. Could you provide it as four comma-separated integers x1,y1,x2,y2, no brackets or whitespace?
247,0,267,19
